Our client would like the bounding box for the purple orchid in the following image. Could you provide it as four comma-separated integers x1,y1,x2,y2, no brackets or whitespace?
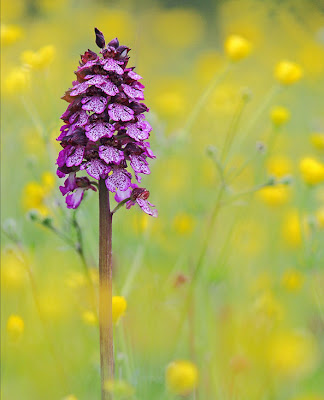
56,28,157,216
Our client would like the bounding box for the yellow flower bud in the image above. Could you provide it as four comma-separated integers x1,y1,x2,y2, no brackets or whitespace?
224,34,251,62
4,67,30,94
112,296,127,324
1,24,23,46
275,60,303,85
299,157,324,185
310,133,324,151
270,106,290,126
166,360,198,395
7,314,24,342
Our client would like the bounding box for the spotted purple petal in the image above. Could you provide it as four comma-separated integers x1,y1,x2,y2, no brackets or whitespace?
122,84,144,100
99,145,124,165
136,198,158,217
82,96,107,114
108,103,134,122
98,81,119,96
85,122,114,141
101,58,124,75
66,146,85,167
105,168,132,192
80,159,110,180
70,81,90,96
126,120,151,141
128,70,142,80
129,154,150,174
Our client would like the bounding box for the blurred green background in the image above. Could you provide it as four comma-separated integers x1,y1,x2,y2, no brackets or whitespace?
2,0,324,399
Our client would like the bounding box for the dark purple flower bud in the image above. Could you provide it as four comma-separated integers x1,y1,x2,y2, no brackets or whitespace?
95,27,106,48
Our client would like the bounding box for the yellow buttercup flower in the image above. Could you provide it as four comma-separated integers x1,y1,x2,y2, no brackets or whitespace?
281,269,304,292
299,157,324,185
267,331,317,377
112,296,127,324
224,34,251,62
4,67,30,94
7,315,25,342
22,182,50,216
21,45,56,70
310,133,324,151
173,213,195,235
257,184,290,207
275,60,303,85
270,106,290,126
166,360,198,395
1,24,23,46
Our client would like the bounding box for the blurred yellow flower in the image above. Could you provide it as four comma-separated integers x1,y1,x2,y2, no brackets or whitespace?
299,157,324,185
267,155,293,178
275,60,303,85
21,45,56,70
270,106,291,126
166,360,198,395
155,90,186,117
254,291,284,322
310,133,324,151
257,184,290,207
267,331,317,377
173,213,195,235
22,182,50,216
1,251,26,290
4,67,30,94
82,310,98,326
224,34,251,62
315,207,324,229
282,210,308,248
7,314,24,342
104,379,135,397
131,213,150,234
112,296,127,324
41,171,55,193
1,24,23,46
153,9,204,48
281,269,304,292
65,271,87,289
194,50,224,84
62,395,78,400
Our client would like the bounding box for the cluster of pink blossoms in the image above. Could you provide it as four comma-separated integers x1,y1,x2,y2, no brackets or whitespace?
56,28,157,217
